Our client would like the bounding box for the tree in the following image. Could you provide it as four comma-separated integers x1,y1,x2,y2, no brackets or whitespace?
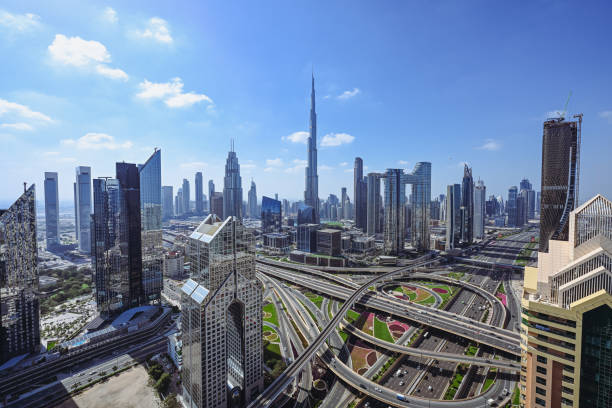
155,372,171,395
163,394,181,408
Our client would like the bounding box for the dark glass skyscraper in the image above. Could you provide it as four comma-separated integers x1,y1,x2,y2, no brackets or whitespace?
248,180,257,219
208,180,215,212
44,172,60,248
539,118,580,252
460,164,474,244
92,163,143,315
182,178,190,215
445,184,461,250
195,171,203,215
507,186,518,227
261,196,281,233
162,185,173,220
223,142,243,219
354,157,367,231
0,185,40,364
304,74,319,223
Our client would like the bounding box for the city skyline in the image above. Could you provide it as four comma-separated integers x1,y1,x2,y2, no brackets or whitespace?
2,2,612,206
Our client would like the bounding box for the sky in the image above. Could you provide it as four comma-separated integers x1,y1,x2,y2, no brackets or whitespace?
1,0,611,208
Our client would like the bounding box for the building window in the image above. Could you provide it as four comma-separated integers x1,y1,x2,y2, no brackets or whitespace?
536,387,546,396
536,366,547,375
535,397,546,406
536,376,547,385
536,355,547,364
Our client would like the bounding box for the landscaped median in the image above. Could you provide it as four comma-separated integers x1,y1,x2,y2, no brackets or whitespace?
263,302,279,326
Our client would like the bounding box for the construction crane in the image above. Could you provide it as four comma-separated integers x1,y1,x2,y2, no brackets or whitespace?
557,91,572,120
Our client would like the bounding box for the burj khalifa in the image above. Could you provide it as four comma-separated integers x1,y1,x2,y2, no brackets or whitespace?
304,74,320,223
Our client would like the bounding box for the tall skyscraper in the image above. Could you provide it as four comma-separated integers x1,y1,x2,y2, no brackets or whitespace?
44,172,60,248
366,173,382,236
521,194,612,408
182,178,191,215
354,157,367,231
75,166,92,253
92,163,143,315
73,182,78,241
195,172,203,215
474,180,486,239
139,150,163,303
162,186,174,220
341,187,348,220
382,162,431,254
0,185,40,364
210,192,223,219
539,117,581,252
247,180,257,219
460,164,474,244
261,196,282,233
223,141,243,219
507,186,518,227
176,188,183,216
181,215,263,407
445,184,461,251
208,180,215,212
304,74,319,223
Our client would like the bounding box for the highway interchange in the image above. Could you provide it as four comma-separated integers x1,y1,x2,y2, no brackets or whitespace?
251,229,536,408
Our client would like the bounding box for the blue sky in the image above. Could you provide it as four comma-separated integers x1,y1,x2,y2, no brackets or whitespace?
1,0,611,207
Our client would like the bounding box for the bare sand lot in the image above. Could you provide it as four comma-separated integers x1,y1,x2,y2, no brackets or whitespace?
55,365,159,408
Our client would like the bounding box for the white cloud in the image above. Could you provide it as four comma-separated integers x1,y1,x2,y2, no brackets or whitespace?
61,133,133,150
476,139,501,151
282,131,309,144
102,7,118,24
320,132,355,147
43,151,60,157
136,78,213,109
337,88,361,100
343,168,353,173
599,111,612,122
284,159,307,174
48,34,128,80
339,162,348,167
320,165,334,171
263,167,277,173
0,98,53,123
95,64,128,81
242,163,256,169
0,122,34,131
180,161,207,170
398,160,409,166
136,17,172,44
0,9,40,32
266,158,283,167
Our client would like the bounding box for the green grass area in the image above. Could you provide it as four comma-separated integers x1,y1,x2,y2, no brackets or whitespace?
446,272,465,280
371,355,397,382
512,386,520,405
497,283,506,294
46,341,56,351
515,241,537,266
346,309,360,324
40,267,92,315
422,284,454,301
465,345,478,356
263,302,279,326
373,316,395,343
338,329,348,342
305,292,324,309
443,372,464,400
328,300,333,319
483,377,495,392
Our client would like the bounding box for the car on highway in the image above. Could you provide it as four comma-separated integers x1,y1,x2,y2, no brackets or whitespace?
396,393,408,402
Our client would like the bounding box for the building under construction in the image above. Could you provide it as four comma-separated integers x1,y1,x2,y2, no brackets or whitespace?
539,115,582,253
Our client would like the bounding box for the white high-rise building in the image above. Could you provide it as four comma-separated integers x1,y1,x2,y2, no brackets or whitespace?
181,215,263,407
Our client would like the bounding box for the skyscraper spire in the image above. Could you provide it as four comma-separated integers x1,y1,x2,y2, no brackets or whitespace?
304,72,319,222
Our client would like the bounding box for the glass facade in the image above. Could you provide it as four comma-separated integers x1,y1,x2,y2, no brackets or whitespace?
182,216,263,408
195,171,203,215
580,305,612,408
540,118,579,252
44,172,60,248
162,185,173,220
297,203,316,225
366,173,382,236
223,146,243,219
445,184,461,250
139,150,163,303
75,166,92,253
0,185,40,363
261,196,281,233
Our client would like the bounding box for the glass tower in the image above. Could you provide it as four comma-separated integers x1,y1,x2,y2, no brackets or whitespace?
44,172,60,248
195,172,203,215
223,141,243,219
261,196,281,233
0,185,40,364
139,150,163,303
75,166,92,253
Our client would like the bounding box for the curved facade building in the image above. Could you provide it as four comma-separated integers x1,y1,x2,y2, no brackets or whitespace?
539,118,579,252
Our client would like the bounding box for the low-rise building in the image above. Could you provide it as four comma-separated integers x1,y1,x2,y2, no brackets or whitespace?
163,251,184,279
262,233,291,254
316,228,341,256
167,332,182,370
297,223,319,253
